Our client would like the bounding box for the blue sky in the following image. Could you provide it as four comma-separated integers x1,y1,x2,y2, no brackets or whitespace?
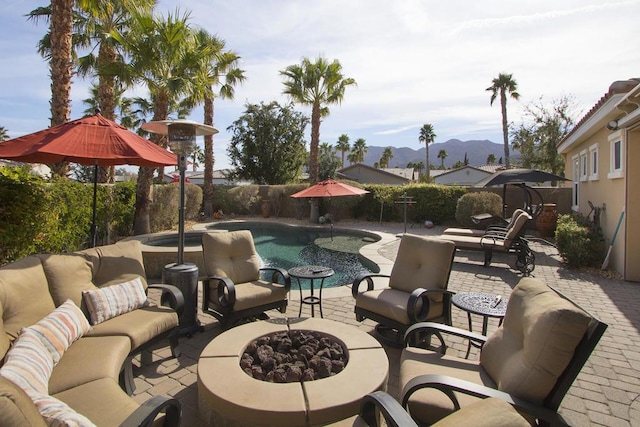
1,0,639,170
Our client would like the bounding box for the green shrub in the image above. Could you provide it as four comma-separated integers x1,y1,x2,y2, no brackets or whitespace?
0,167,49,264
454,192,502,228
149,184,179,232
555,214,605,268
227,185,260,215
185,183,203,220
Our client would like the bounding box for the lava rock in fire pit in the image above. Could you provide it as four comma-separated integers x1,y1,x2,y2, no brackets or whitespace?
241,330,348,383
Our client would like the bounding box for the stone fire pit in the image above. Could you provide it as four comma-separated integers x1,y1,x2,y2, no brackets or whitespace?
198,317,389,426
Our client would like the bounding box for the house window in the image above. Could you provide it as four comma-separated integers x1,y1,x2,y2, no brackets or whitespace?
589,143,598,180
608,131,623,179
572,155,579,210
580,150,588,182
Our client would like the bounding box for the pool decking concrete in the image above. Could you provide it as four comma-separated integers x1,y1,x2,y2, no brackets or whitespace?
136,220,640,426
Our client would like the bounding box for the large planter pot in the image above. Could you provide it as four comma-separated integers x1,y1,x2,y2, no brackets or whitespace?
536,203,558,238
260,200,271,218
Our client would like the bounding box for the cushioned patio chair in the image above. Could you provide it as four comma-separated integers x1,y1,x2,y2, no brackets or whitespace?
348,391,554,426
442,209,526,238
201,230,291,329
440,210,535,275
399,277,607,426
352,235,456,347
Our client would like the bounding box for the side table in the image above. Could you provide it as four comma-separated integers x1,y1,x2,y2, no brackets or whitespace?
451,292,508,357
288,265,334,318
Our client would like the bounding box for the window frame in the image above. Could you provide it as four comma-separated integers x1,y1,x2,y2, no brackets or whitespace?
572,154,580,211
608,131,624,179
589,143,599,181
580,149,588,182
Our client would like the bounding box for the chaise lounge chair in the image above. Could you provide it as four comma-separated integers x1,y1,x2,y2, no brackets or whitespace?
439,210,535,275
442,209,526,238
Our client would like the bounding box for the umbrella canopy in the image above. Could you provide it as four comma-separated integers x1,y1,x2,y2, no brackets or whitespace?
474,168,569,188
0,113,177,247
0,113,177,167
290,179,369,198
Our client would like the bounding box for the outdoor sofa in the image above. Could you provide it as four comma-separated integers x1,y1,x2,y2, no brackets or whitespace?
0,240,183,427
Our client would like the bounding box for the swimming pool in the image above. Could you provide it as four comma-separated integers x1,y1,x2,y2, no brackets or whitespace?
207,221,380,288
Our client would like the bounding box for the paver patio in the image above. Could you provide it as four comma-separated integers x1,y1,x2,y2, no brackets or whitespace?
135,220,640,426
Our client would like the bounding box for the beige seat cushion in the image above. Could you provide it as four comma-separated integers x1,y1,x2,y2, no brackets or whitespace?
0,377,47,427
433,397,533,427
53,378,140,427
0,256,56,340
441,234,508,251
480,277,591,403
85,306,178,351
388,235,455,303
400,346,495,424
48,336,131,394
207,280,288,312
202,230,261,283
355,289,444,325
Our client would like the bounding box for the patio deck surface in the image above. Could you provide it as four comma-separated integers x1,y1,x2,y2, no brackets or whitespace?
137,219,640,426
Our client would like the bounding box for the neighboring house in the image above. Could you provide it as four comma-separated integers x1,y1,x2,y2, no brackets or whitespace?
433,165,493,186
1,160,51,178
557,78,640,282
337,163,416,185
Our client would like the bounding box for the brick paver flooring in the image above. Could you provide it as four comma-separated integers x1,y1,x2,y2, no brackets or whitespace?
136,221,640,426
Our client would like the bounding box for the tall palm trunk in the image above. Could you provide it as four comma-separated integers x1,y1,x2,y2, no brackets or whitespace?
203,94,215,217
97,42,117,183
500,90,511,168
134,97,169,235
425,148,430,181
49,0,73,176
309,101,321,183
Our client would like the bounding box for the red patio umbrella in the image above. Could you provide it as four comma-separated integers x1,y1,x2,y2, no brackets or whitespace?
290,179,369,198
0,113,177,246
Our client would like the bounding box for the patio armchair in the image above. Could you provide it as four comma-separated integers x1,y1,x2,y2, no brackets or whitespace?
439,210,535,275
399,277,607,426
352,235,456,347
201,230,291,329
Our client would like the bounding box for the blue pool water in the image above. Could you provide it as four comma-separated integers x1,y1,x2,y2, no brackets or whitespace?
207,222,380,288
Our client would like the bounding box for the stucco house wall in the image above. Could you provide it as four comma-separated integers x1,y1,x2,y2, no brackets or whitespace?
338,164,411,185
558,79,640,281
434,166,492,186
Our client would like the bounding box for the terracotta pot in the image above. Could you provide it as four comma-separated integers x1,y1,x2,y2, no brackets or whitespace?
536,203,558,238
261,200,271,218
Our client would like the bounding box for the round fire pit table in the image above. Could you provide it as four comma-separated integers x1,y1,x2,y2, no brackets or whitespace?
197,317,389,426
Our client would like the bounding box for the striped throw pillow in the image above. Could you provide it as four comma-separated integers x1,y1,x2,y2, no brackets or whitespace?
82,277,148,325
0,328,53,396
28,299,91,364
31,392,97,427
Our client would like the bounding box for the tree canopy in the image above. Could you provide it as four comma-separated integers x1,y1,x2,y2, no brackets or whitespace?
227,101,308,184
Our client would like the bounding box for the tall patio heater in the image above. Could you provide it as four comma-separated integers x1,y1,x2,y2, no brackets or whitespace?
142,120,218,336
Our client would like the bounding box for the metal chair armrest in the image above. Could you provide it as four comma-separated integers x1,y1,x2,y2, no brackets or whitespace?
148,284,185,317
352,273,390,298
259,267,292,291
404,322,487,353
203,276,237,309
359,391,419,427
120,395,181,427
401,374,568,426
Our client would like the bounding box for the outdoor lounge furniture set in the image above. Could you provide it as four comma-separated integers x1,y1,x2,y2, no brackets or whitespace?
0,240,183,427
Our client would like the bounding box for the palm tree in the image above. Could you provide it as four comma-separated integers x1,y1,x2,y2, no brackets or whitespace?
29,0,155,182
487,153,496,165
437,149,447,169
191,144,204,172
487,73,520,169
28,0,73,176
351,138,368,163
418,124,436,181
113,9,205,234
188,29,245,217
335,134,350,168
379,147,393,168
0,126,8,141
280,56,356,183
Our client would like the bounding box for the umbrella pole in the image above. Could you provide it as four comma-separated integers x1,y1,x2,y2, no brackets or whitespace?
502,185,507,218
91,164,98,247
